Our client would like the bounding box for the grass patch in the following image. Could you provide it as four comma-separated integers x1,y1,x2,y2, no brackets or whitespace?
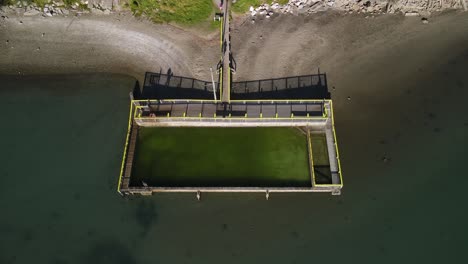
130,127,311,187
128,0,215,24
209,19,221,31
231,0,289,13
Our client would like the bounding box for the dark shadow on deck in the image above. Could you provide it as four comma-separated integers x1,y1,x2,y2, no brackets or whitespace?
136,71,330,100
231,73,330,100
314,165,333,184
138,71,221,100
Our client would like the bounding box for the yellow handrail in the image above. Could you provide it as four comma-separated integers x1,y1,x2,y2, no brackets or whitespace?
131,99,332,103
117,103,134,195
134,116,326,120
307,129,316,187
330,100,343,186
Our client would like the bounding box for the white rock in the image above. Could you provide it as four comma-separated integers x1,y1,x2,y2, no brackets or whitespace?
24,9,40,16
91,8,104,14
251,10,257,16
103,9,111,15
405,12,420,16
249,6,254,12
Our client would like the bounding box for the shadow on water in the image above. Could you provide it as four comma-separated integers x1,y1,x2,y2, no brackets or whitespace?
22,229,34,243
83,239,137,264
132,80,141,99
134,199,157,236
50,258,68,264
136,69,330,100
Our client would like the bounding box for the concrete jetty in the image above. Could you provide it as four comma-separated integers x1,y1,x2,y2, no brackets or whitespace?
221,0,232,103
116,0,343,197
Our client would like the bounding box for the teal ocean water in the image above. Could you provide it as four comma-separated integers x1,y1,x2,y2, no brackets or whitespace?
1,21,468,263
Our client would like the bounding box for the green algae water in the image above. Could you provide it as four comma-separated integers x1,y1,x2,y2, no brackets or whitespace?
131,127,310,187
1,19,468,263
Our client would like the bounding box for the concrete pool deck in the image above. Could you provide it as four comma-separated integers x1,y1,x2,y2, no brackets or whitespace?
118,98,342,196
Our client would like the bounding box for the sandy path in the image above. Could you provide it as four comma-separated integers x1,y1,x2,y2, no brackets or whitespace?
232,11,468,80
231,11,468,113
1,11,467,94
0,14,219,82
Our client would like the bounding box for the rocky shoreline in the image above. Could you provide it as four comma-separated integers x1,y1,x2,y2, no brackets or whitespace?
249,0,466,21
1,0,466,21
0,0,117,18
